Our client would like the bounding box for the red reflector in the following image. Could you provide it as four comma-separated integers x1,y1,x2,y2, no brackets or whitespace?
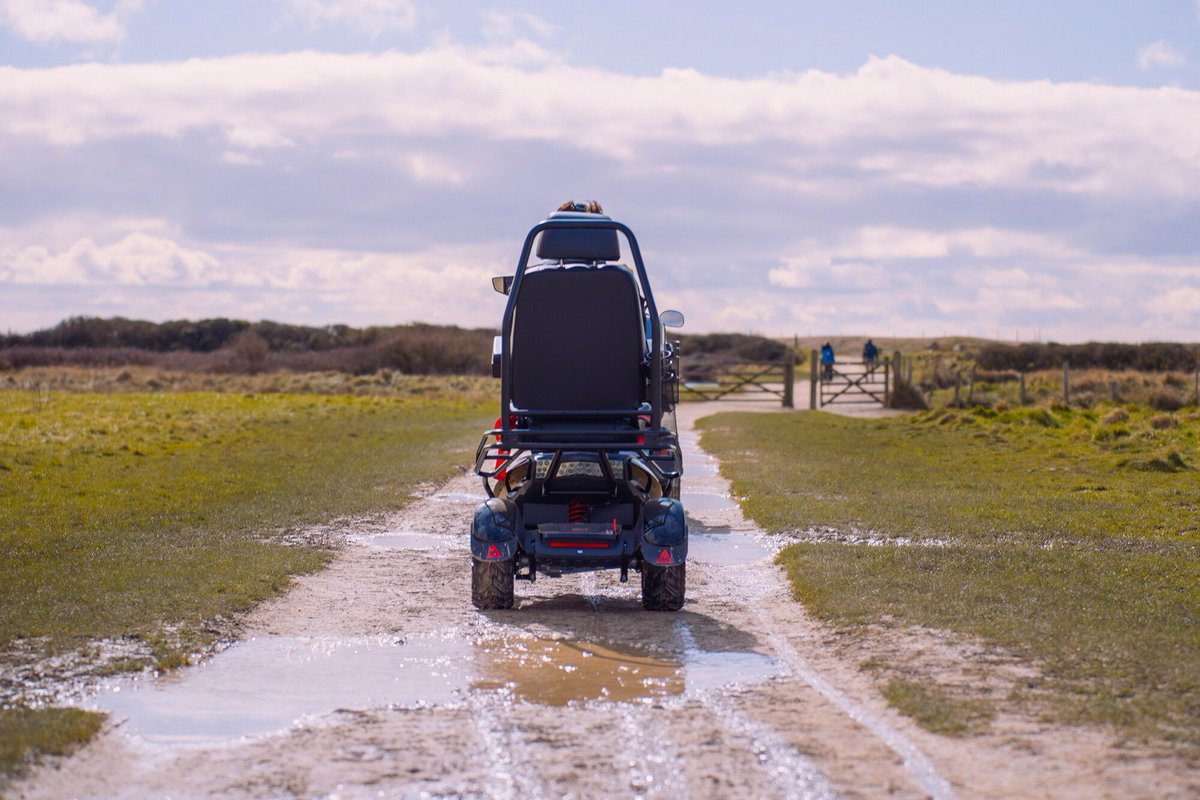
486,544,502,559
548,541,609,549
656,548,673,564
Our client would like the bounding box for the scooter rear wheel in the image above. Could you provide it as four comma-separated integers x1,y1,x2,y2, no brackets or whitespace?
641,561,685,611
472,557,515,609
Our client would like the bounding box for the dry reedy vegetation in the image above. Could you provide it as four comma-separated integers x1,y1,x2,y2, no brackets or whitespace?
1,366,496,402
0,319,497,376
925,367,1199,410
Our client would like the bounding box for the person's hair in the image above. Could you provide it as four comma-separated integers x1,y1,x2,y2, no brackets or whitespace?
556,200,604,213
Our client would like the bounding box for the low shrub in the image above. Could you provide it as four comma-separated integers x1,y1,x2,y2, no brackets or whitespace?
1148,388,1187,412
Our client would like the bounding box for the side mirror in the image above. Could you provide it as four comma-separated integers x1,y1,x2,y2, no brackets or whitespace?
660,309,685,329
492,276,513,295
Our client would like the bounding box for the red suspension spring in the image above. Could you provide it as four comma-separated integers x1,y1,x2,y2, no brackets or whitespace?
568,501,588,523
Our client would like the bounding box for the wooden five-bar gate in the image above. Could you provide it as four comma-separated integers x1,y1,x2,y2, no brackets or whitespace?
810,350,891,409
680,356,795,408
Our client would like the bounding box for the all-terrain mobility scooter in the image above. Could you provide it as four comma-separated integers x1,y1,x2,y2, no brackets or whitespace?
471,209,687,611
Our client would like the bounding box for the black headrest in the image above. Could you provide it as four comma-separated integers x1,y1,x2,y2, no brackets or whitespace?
536,212,620,262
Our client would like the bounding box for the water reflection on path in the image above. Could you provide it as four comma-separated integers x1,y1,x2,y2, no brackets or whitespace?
91,630,779,746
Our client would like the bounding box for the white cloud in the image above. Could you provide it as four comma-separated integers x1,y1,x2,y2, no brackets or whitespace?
1138,41,1186,70
3,51,1200,341
766,226,1085,291
2,232,221,286
0,224,510,330
481,10,556,42
1147,285,1200,318
2,50,1199,201
0,0,141,44
280,0,415,37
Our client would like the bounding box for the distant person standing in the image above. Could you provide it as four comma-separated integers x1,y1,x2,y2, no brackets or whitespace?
863,338,879,370
820,342,835,382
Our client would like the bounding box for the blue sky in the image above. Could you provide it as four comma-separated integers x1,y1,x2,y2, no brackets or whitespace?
2,0,1199,341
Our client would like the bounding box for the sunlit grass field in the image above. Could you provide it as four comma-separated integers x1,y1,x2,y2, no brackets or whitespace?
0,382,490,781
701,405,1200,746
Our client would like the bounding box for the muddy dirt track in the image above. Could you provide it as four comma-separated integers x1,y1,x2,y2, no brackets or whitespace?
14,403,1198,799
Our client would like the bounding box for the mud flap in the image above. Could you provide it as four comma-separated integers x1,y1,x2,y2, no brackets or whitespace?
640,497,687,566
471,497,519,561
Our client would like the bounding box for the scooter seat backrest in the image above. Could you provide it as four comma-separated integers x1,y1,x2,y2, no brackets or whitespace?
511,266,644,413
535,213,621,263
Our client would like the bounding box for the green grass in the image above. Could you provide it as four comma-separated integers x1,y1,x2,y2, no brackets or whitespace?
701,406,1200,745
881,679,995,736
702,405,1200,543
0,707,104,789
0,387,490,778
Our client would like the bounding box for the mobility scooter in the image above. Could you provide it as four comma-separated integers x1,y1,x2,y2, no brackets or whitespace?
471,208,687,610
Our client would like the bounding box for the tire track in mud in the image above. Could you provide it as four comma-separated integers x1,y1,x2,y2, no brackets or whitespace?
675,622,837,800
469,689,547,800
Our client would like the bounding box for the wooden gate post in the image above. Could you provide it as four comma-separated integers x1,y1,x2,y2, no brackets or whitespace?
783,352,795,408
884,358,891,406
810,350,819,409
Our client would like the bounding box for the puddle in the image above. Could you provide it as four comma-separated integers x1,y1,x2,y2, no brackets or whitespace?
681,491,739,512
688,532,773,565
473,637,780,706
473,639,683,705
431,491,485,503
683,458,719,478
351,532,458,550
88,633,779,744
687,516,732,534
90,635,467,745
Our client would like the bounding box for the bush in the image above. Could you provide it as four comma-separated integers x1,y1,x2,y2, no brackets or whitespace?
976,342,1197,373
887,378,929,410
1148,388,1187,412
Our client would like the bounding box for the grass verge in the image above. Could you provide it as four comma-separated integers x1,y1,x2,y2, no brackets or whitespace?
881,679,995,736
701,405,1200,745
0,708,105,790
0,385,490,779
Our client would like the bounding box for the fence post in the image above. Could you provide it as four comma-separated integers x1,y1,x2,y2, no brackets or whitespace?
1019,371,1027,405
1063,361,1070,405
884,358,891,406
953,373,961,407
783,352,795,409
810,350,818,409
1110,380,1119,403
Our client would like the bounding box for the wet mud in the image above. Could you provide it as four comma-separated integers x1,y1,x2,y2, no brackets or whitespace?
13,401,1199,799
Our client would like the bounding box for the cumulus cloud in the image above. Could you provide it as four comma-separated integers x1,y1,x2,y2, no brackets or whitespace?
1138,41,1186,70
3,50,1200,340
0,221,510,329
481,10,556,42
279,0,416,37
0,0,142,44
1,232,221,286
2,50,1199,202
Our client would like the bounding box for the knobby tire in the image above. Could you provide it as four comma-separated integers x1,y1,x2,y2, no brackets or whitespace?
641,561,686,611
472,557,515,610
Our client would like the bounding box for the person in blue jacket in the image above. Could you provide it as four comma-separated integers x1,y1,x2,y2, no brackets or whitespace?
820,342,835,382
863,338,879,370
